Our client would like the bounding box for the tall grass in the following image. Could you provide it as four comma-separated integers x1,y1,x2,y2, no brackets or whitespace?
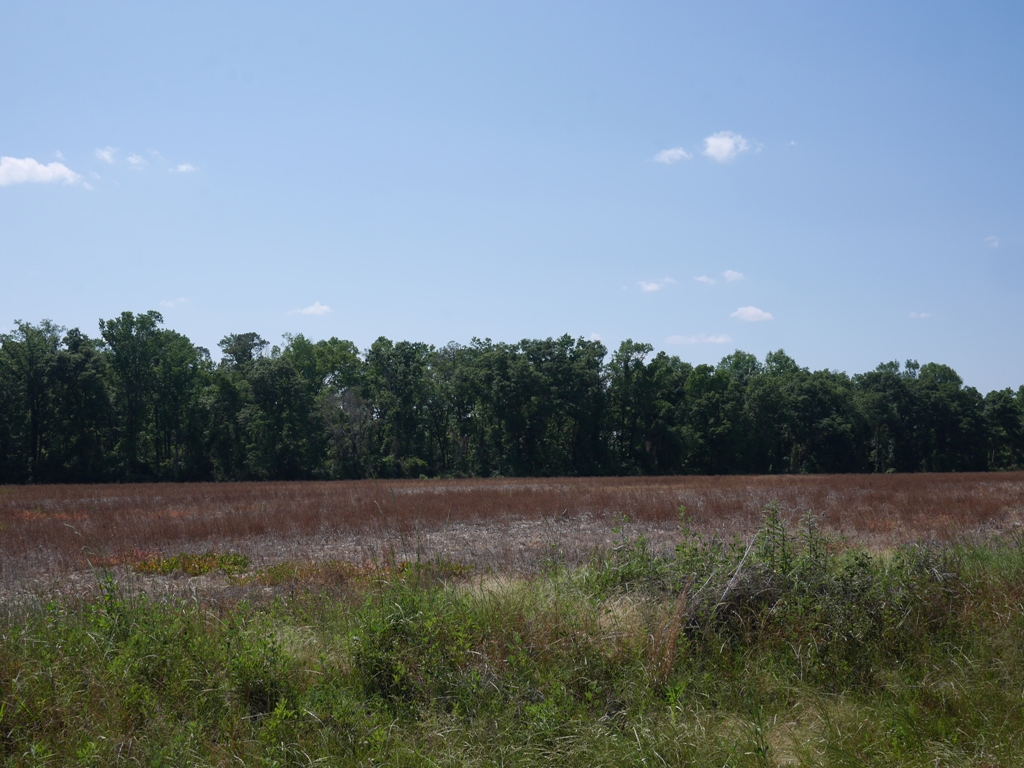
3,508,1024,766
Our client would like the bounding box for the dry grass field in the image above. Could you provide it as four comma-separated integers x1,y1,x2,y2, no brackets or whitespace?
6,475,1024,766
2,473,1023,592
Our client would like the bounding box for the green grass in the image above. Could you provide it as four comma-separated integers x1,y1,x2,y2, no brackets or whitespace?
130,551,251,577
3,509,1024,766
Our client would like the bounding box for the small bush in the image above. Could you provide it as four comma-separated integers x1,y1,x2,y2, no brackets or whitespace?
131,550,250,576
351,584,477,708
227,630,295,717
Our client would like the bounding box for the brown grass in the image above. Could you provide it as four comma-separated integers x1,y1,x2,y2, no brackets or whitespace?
2,473,1023,590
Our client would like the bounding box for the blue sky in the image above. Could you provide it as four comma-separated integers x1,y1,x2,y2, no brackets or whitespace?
3,1,1022,392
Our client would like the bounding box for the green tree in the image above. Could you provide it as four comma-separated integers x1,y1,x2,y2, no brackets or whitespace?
683,363,740,474
787,369,864,473
363,337,434,477
47,328,113,481
914,363,987,471
151,331,210,479
281,333,364,478
99,310,166,477
984,387,1024,469
219,332,268,369
239,356,324,479
607,342,692,474
0,320,64,481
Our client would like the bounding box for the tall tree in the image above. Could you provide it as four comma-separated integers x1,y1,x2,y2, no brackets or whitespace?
915,363,987,471
99,310,165,477
151,331,210,479
48,328,113,481
363,337,433,477
984,387,1024,469
0,320,64,481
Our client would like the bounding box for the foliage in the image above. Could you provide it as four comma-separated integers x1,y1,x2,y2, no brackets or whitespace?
128,550,250,576
1,314,1022,483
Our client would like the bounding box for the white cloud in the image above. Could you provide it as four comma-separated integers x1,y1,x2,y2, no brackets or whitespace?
95,146,117,163
909,311,932,319
986,236,999,248
589,332,602,341
723,269,744,282
173,163,197,173
159,298,189,308
731,306,773,322
127,154,145,167
289,301,332,316
666,333,733,345
654,147,692,164
703,131,751,162
55,150,64,160
0,156,81,186
638,277,675,292
694,275,716,285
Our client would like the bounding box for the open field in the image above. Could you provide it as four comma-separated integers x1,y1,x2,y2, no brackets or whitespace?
2,473,1023,595
4,475,1024,766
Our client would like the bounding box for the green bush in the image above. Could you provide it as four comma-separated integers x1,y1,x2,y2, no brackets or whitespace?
352,583,476,708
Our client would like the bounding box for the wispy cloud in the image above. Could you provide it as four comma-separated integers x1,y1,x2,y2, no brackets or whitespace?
723,269,744,282
909,311,932,319
654,147,692,164
731,306,773,322
694,275,716,285
589,332,602,341
638,277,676,292
666,333,733,345
985,236,999,248
55,150,64,160
703,131,751,163
95,146,117,163
173,163,197,173
127,154,146,167
159,298,189,308
289,301,332,316
0,156,81,186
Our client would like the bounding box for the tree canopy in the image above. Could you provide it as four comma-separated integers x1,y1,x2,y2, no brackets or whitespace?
1,315,1021,483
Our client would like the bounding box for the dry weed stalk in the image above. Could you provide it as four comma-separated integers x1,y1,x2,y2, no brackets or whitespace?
654,585,690,685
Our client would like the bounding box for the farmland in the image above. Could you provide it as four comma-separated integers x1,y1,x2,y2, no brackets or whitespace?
3,474,1024,766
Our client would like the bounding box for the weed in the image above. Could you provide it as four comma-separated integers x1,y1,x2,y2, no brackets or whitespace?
132,550,251,576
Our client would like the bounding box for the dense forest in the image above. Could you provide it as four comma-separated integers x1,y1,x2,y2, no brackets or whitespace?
1,310,1022,483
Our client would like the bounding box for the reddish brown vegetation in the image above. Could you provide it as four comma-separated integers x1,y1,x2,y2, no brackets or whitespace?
2,473,1023,586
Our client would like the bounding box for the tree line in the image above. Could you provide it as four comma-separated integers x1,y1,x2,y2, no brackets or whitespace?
1,310,1022,483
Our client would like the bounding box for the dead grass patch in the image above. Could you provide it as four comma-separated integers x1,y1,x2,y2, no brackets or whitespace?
2,473,1022,591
